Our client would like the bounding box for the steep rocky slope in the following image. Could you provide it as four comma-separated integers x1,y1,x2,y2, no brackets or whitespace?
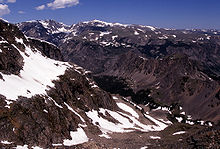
0,18,112,148
0,19,193,148
18,20,220,124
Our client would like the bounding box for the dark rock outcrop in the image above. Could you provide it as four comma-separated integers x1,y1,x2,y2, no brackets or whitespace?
28,38,64,61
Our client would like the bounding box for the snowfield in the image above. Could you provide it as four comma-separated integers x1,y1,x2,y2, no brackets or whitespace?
0,37,71,102
86,103,169,138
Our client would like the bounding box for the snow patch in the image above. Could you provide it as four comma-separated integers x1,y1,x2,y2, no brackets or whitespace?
63,128,89,146
0,40,71,101
43,109,48,113
0,18,9,23
38,20,71,34
56,27,71,34
173,131,186,135
86,109,132,134
0,40,8,44
112,35,118,40
48,97,63,109
14,145,28,149
39,20,49,29
145,26,156,31
186,120,194,125
15,37,23,44
32,146,43,149
99,133,111,139
139,56,148,60
206,36,211,40
180,112,186,115
158,36,168,40
158,119,172,125
100,31,111,37
134,31,140,35
117,102,139,118
152,106,169,112
176,117,183,123
84,20,129,28
150,136,161,139
1,140,13,144
52,144,62,146
86,108,168,136
144,113,168,131
112,96,119,100
64,102,85,123
137,28,145,33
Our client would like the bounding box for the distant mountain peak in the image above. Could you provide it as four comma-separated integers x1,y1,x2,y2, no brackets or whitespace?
80,19,130,28
0,18,9,23
18,19,72,34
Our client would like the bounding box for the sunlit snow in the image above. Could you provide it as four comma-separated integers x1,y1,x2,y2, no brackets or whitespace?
0,38,71,101
64,102,85,123
86,108,168,137
116,102,139,118
172,131,186,135
14,145,28,149
63,128,89,146
1,140,13,144
150,136,161,139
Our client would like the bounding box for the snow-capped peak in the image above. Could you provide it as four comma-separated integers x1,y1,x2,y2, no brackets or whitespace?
81,19,129,28
0,18,9,23
38,20,72,34
19,19,72,34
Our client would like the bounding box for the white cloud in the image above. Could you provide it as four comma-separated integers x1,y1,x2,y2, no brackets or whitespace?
0,4,10,16
35,5,46,10
47,0,79,9
36,0,79,10
18,10,25,14
7,0,16,3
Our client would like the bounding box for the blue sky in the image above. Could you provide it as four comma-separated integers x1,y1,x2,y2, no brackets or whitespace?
0,0,220,29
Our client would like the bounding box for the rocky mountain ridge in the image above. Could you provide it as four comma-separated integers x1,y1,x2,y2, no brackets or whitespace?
18,19,220,124
0,19,195,149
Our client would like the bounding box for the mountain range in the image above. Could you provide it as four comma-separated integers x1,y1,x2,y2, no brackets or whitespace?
18,19,220,122
0,18,219,148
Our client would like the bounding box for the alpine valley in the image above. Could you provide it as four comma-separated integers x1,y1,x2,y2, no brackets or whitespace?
0,18,219,148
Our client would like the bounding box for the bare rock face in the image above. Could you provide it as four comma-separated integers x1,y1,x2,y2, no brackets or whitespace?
0,20,25,75
28,38,64,61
